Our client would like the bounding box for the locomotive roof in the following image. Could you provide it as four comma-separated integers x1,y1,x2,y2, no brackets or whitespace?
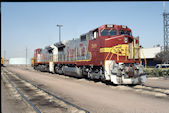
54,42,65,48
45,46,53,51
89,24,131,32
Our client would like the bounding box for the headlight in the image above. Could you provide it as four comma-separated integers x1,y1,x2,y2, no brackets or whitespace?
124,37,128,43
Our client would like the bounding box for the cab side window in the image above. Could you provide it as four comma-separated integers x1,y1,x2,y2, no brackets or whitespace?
90,29,98,40
80,35,87,42
93,31,98,39
90,32,93,40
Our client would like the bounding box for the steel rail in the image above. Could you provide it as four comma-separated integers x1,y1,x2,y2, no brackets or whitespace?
5,69,90,113
142,85,169,95
143,84,169,90
129,85,169,96
3,71,41,113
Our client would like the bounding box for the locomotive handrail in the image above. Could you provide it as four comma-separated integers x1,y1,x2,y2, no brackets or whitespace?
109,48,115,60
109,52,114,60
133,46,135,60
138,46,141,62
109,45,121,61
105,46,114,60
141,49,147,69
133,45,141,61
106,45,127,61
125,47,127,61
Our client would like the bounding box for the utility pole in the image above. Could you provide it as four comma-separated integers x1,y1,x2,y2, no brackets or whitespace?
26,47,27,67
56,24,63,43
4,50,6,60
4,50,6,66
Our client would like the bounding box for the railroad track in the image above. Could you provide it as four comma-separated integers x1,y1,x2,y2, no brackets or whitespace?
133,84,169,95
1,68,89,113
109,83,169,98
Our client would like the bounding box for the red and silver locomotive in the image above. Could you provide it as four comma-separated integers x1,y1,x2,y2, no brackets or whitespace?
33,24,146,84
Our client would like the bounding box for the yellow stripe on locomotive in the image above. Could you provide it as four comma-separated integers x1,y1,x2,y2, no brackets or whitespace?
31,57,34,67
1,57,4,66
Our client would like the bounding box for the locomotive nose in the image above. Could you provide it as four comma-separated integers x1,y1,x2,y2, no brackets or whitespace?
108,61,146,84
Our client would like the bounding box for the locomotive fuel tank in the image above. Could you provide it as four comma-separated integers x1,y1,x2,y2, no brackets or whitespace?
62,66,83,77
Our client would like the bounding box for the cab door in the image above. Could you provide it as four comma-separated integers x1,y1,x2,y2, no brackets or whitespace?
88,29,101,65
88,29,100,52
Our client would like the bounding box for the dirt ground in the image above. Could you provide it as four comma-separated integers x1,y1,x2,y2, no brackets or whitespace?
2,66,169,113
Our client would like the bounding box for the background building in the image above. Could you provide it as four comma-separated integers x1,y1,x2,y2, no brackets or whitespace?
9,58,31,65
140,47,162,67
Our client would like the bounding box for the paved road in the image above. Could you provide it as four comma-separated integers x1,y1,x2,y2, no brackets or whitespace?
5,66,169,113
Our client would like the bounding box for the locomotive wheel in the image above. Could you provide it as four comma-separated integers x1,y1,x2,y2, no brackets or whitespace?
101,75,106,82
87,72,92,80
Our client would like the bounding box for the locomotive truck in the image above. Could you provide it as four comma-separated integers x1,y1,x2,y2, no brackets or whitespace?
33,24,146,84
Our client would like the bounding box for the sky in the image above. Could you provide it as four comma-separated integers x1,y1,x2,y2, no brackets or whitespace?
1,2,169,59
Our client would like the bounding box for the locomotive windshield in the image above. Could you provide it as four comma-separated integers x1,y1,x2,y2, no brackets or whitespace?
119,30,131,36
101,29,117,36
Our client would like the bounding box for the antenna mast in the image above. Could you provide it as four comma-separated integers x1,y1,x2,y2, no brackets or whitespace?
163,2,169,52
163,2,169,63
